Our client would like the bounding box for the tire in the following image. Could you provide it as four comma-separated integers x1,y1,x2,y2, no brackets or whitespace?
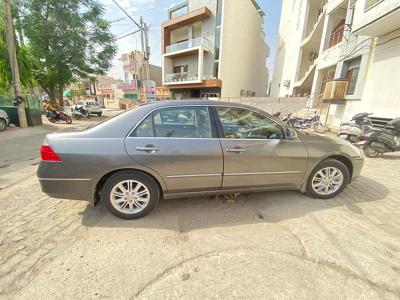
73,114,82,120
363,143,379,158
0,119,6,131
313,122,325,133
101,171,160,219
65,116,72,124
97,112,102,117
306,159,350,199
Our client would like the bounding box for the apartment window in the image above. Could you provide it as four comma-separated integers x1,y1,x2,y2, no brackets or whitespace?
346,58,361,95
365,0,383,10
169,3,188,19
173,65,188,73
328,19,345,49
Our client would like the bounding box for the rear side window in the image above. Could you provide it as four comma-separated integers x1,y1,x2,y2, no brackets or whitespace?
132,107,212,138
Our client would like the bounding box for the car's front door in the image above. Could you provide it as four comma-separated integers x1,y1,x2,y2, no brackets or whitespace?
125,106,223,193
214,106,309,189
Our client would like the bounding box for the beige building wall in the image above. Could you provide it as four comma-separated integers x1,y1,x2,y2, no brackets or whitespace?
219,0,269,98
342,28,400,120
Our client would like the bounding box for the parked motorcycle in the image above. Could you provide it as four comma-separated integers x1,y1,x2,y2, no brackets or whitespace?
45,109,72,124
359,117,400,158
72,105,90,120
286,112,325,133
338,112,373,143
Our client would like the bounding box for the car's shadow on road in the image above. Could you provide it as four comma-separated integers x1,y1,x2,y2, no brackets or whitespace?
81,175,390,233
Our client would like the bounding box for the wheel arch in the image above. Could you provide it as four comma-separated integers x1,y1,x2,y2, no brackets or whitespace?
300,154,354,192
92,168,165,206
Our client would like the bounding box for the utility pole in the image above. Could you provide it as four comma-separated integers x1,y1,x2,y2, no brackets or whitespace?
111,0,151,102
4,0,28,128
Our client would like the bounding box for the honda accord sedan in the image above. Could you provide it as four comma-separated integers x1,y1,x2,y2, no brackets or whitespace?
38,100,364,219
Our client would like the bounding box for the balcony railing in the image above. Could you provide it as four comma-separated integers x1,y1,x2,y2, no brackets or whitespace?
164,72,199,83
323,80,349,100
166,37,212,54
327,24,345,49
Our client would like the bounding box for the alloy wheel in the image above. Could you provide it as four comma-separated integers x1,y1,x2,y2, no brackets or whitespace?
110,180,150,214
311,167,344,196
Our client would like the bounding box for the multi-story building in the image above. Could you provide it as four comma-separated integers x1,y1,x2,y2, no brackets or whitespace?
271,0,400,127
118,51,162,99
161,0,269,99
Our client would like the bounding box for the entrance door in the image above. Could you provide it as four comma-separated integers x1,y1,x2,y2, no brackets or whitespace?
214,106,309,189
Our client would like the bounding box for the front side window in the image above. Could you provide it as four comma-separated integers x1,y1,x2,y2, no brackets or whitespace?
133,107,212,138
216,107,284,140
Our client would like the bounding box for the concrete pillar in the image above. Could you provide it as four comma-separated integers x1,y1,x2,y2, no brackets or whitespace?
309,69,322,107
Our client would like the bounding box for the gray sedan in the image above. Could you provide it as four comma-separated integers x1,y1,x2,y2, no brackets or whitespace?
37,100,364,219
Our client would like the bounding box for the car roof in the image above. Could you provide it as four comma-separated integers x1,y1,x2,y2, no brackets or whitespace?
140,99,262,111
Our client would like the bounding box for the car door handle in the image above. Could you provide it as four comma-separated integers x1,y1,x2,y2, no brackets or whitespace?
226,148,246,153
136,146,159,152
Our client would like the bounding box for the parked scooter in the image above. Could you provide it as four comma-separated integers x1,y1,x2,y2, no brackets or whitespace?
338,112,373,143
359,117,400,158
286,112,325,133
72,105,90,120
45,108,72,124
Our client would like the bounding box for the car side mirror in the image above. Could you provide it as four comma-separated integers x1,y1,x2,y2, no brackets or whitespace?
286,128,297,139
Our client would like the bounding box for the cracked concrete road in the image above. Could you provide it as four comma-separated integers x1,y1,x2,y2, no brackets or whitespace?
0,117,400,299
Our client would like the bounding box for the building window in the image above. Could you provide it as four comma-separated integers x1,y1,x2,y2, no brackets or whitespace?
173,65,188,74
365,0,383,10
169,3,188,19
327,19,345,49
346,58,361,95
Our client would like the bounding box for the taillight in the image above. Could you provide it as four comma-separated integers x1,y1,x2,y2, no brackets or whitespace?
40,145,62,162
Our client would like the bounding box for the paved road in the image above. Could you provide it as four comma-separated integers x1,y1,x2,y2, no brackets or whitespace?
0,116,400,299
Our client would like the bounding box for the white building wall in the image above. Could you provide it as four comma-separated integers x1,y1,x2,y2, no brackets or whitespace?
219,0,269,97
343,29,400,120
270,0,308,97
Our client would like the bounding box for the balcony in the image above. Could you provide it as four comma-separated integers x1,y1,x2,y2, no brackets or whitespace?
164,72,199,84
165,37,212,55
301,4,326,48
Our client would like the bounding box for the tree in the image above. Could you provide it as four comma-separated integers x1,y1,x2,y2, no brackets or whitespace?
21,0,116,104
0,5,34,96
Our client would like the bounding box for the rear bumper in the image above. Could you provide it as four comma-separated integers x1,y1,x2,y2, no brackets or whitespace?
38,178,92,201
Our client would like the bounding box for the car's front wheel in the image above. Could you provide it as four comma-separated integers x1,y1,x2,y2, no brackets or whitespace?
101,171,160,219
306,159,350,199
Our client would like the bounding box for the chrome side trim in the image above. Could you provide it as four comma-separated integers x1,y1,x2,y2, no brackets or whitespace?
38,178,92,181
166,173,221,179
224,171,302,176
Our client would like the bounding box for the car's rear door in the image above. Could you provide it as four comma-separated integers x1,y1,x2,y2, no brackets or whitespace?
125,106,223,193
213,106,309,189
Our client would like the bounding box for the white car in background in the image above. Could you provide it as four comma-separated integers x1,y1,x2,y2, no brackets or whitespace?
0,109,10,131
75,100,102,116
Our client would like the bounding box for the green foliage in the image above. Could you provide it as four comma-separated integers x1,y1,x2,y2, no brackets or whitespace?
0,6,34,96
21,0,116,100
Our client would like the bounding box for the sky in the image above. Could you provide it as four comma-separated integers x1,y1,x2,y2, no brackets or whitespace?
100,0,282,80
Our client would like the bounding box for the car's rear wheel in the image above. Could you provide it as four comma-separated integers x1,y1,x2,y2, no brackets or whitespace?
0,119,6,131
101,171,160,219
306,159,349,199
